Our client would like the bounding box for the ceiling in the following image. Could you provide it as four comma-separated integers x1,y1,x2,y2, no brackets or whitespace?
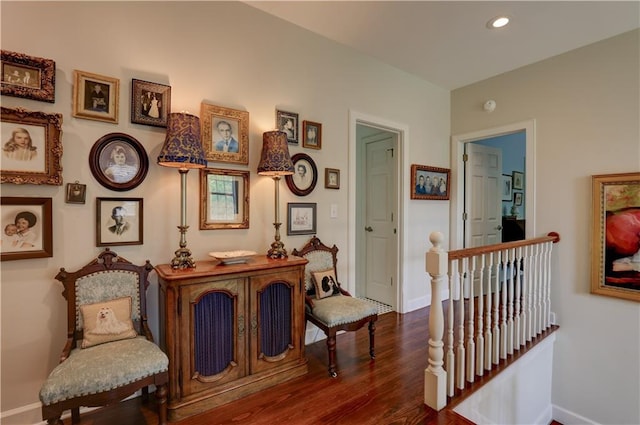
245,1,640,90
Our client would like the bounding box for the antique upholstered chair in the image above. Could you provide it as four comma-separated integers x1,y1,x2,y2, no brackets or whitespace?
39,249,169,425
292,236,378,377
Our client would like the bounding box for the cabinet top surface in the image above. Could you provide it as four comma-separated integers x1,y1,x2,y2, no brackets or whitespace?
155,255,307,280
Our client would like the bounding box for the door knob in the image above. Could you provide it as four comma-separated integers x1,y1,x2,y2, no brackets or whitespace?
496,225,503,230
365,226,373,232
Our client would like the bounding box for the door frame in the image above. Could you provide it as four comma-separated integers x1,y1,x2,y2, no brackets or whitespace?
451,119,536,249
349,110,407,312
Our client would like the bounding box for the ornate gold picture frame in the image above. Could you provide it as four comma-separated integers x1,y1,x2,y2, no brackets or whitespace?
199,168,249,230
1,50,55,102
200,103,249,165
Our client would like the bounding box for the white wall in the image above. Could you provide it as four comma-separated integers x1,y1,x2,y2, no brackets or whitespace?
452,30,640,425
0,2,450,421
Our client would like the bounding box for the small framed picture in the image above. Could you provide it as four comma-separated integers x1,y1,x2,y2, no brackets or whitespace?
199,168,250,230
512,171,524,190
285,153,318,196
276,109,299,145
591,172,640,302
1,50,55,102
1,197,53,261
1,106,63,186
96,198,143,246
65,181,87,204
73,70,119,124
89,133,149,192
514,192,523,206
131,79,171,128
325,168,340,189
302,120,322,149
200,102,249,165
502,174,513,201
410,164,450,200
287,202,317,236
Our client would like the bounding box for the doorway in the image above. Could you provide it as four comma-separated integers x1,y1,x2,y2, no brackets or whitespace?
451,120,535,250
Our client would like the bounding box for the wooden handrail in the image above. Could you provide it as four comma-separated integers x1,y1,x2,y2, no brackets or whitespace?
448,232,560,261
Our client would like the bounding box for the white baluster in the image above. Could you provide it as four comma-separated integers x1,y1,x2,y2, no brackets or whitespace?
466,257,475,383
485,252,493,371
456,258,466,390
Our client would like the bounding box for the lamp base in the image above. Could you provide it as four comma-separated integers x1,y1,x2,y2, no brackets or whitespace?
267,240,288,259
170,247,197,269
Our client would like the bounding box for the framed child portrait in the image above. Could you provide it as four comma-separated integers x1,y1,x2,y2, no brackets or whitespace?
0,197,53,261
1,50,55,103
1,106,63,186
73,70,119,124
302,120,322,149
89,133,149,192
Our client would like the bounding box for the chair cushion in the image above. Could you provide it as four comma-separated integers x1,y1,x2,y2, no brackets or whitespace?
39,337,168,406
80,297,138,348
310,295,377,327
312,269,340,299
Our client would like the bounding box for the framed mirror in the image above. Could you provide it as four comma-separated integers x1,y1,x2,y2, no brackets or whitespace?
199,168,249,230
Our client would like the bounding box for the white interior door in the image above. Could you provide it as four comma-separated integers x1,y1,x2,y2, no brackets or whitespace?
464,143,502,248
364,135,397,306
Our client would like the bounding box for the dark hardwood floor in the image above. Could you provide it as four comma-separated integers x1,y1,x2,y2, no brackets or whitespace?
60,306,557,425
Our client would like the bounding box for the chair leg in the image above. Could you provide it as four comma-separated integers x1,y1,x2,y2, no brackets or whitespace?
142,385,150,402
326,333,338,378
369,320,376,359
71,407,80,424
156,383,168,425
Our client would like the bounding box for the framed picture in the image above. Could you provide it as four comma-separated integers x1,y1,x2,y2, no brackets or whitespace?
73,70,119,123
514,192,523,206
89,133,149,192
325,168,340,189
276,109,299,145
285,153,318,196
199,168,249,230
287,202,317,236
512,171,524,190
200,102,249,165
302,120,322,149
591,172,640,302
1,106,63,186
410,164,450,200
131,79,171,128
65,181,87,204
502,174,513,201
96,198,143,246
1,50,55,102
1,197,52,261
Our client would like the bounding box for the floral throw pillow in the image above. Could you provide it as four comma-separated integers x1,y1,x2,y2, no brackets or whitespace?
312,269,340,299
80,296,138,348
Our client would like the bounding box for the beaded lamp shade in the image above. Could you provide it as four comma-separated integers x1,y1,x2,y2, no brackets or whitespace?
158,112,207,169
257,131,294,176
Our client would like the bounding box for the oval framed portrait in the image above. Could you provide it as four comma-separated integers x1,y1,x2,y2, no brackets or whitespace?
285,153,317,196
89,133,149,191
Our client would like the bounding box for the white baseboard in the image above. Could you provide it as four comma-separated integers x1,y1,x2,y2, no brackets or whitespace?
552,404,600,425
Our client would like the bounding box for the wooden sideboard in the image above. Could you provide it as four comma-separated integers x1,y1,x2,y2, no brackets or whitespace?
156,255,308,421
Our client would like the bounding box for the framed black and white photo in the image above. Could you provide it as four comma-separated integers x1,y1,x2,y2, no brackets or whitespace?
131,79,171,128
302,120,322,150
502,174,513,201
512,171,524,190
1,106,63,186
287,202,317,236
276,109,299,145
73,70,119,123
410,164,450,200
514,192,523,206
89,133,149,191
285,153,318,196
200,102,249,165
96,198,143,246
1,50,55,102
0,197,52,261
199,168,249,230
325,168,340,189
65,181,87,204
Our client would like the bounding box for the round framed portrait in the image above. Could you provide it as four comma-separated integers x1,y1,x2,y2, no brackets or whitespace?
285,153,317,196
89,133,149,191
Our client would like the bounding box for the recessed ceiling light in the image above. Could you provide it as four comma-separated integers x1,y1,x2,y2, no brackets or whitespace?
487,16,510,29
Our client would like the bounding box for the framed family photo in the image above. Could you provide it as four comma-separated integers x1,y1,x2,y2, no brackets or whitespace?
591,172,640,302
96,198,143,247
199,168,250,230
285,153,318,196
73,70,119,123
325,168,340,189
302,120,322,150
1,197,53,261
287,202,317,236
131,79,171,128
1,50,55,102
89,133,149,192
410,164,450,200
276,109,299,145
1,107,63,186
200,102,249,165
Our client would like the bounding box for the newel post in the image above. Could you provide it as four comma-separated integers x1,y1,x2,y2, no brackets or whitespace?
424,231,447,410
